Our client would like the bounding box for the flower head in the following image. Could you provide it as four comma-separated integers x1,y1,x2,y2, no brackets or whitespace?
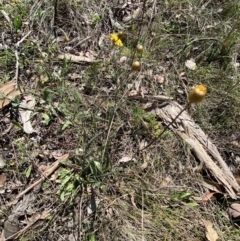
136,44,143,54
188,84,207,104
131,61,141,71
110,33,123,47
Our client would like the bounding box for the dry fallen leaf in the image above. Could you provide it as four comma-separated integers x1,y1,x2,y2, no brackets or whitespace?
118,56,128,63
19,95,36,134
0,81,21,109
57,53,98,63
118,156,136,163
159,176,173,187
98,33,105,47
0,154,6,169
154,74,165,84
123,7,142,22
203,219,219,241
202,192,218,204
185,59,197,70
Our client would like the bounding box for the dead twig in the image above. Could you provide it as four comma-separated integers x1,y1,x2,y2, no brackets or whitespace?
14,31,32,88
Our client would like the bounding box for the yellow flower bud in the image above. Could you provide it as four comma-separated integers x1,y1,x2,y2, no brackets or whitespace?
188,84,207,104
136,44,143,54
131,61,141,71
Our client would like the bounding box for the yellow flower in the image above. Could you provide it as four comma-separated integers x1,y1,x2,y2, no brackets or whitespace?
110,33,123,47
188,84,207,104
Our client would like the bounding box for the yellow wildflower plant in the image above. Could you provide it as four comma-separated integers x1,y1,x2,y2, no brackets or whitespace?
110,33,123,47
188,84,207,104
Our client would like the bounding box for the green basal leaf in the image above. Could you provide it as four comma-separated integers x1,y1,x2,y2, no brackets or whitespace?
61,120,72,131
187,202,199,207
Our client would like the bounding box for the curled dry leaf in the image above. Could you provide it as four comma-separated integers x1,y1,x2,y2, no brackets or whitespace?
139,140,148,151
203,219,219,241
19,95,36,134
140,160,148,169
118,56,128,63
0,81,21,109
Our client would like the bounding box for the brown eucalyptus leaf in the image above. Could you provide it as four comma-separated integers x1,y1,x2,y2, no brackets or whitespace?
0,81,21,109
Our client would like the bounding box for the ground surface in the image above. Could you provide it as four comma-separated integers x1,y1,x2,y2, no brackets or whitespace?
1,0,240,240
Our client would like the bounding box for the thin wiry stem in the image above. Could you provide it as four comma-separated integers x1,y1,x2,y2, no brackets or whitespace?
140,103,190,152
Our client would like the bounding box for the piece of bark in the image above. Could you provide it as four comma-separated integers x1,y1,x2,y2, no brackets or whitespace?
149,101,240,199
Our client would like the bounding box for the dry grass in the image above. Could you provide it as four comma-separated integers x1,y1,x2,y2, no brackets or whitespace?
0,0,240,240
